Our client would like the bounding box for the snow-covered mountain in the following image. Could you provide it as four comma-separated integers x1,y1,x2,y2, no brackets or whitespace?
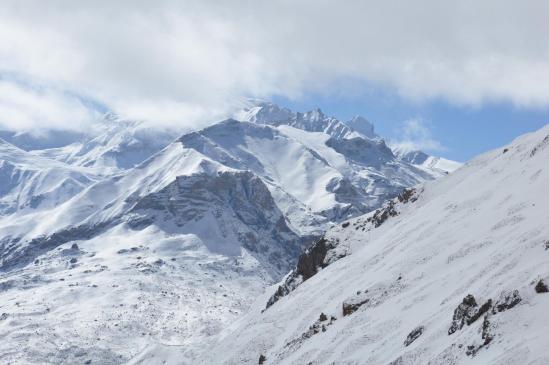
0,138,98,215
392,145,462,177
201,124,549,365
32,114,175,175
0,101,462,364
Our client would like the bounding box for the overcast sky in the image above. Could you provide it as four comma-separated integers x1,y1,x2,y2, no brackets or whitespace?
1,1,549,158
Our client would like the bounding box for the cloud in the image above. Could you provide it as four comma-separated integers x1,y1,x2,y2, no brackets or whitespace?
1,1,549,130
392,118,445,152
0,79,100,132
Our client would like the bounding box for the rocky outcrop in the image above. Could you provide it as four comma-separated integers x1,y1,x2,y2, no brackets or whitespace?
342,295,370,316
449,290,522,357
448,294,479,335
284,312,337,351
492,290,521,314
466,299,492,325
535,279,548,293
404,326,425,347
265,237,337,308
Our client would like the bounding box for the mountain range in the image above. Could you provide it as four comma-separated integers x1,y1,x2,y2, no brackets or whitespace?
0,101,464,364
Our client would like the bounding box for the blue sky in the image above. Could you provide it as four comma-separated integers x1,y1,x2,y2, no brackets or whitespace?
273,90,549,162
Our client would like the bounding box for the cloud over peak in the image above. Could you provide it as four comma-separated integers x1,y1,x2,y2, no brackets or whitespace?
1,1,548,130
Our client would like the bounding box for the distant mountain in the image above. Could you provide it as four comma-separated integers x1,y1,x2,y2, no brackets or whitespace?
32,113,175,175
392,145,462,176
0,138,97,215
0,129,86,151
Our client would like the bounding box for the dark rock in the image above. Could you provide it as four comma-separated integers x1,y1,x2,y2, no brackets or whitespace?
503,148,509,154
296,238,329,281
342,222,350,228
343,297,369,316
466,315,493,356
84,360,92,365
404,326,424,346
258,354,266,364
70,243,79,250
0,313,8,321
69,258,78,264
319,312,328,322
481,315,493,344
284,315,337,349
365,188,419,229
448,294,478,335
492,290,521,314
265,236,334,309
397,188,418,204
535,280,548,293
467,299,492,325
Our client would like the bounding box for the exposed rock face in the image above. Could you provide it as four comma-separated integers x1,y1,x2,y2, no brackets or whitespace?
448,294,479,335
295,238,330,281
404,326,425,347
265,237,337,308
466,299,492,325
325,136,394,169
132,170,305,277
342,295,370,316
284,312,337,351
365,188,419,228
265,188,421,310
492,290,521,314
448,290,522,357
535,279,548,293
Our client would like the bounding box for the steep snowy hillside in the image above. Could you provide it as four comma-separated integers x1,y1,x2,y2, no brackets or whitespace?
201,124,549,365
0,138,98,215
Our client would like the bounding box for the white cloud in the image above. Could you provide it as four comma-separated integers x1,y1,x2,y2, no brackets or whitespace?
0,79,100,131
392,118,445,152
1,1,549,130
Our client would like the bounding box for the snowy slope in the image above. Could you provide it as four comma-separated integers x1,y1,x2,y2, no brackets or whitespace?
0,138,98,215
392,146,461,176
0,139,307,364
201,124,549,365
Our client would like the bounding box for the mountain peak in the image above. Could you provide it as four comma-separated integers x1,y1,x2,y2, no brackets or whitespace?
345,115,376,139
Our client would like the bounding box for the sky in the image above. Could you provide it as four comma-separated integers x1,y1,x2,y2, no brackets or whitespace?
273,90,549,161
1,1,549,161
